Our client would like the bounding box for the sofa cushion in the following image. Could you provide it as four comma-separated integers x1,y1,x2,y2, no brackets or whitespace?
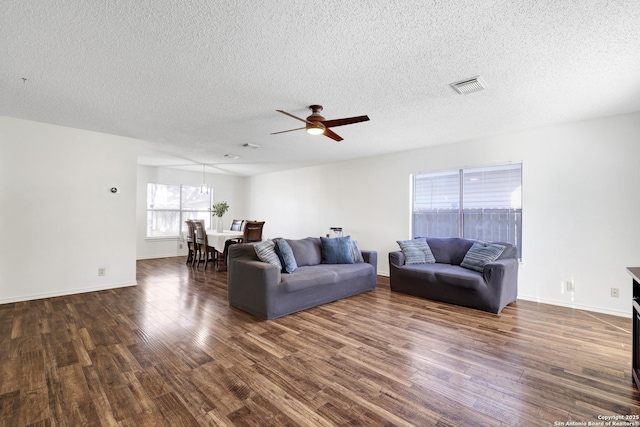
280,263,374,292
460,241,506,272
321,263,375,283
397,262,450,281
274,238,298,274
279,266,336,291
397,238,436,264
321,236,355,264
425,237,474,265
254,239,282,269
396,263,484,290
434,265,485,290
286,237,323,266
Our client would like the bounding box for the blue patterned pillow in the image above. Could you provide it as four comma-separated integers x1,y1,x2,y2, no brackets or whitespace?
274,238,298,273
254,239,282,269
350,240,364,263
397,238,436,264
460,241,506,272
320,236,355,264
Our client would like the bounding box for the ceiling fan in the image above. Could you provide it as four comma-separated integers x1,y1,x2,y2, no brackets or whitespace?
271,105,369,142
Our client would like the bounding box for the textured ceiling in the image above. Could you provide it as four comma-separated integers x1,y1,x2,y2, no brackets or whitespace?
2,1,640,176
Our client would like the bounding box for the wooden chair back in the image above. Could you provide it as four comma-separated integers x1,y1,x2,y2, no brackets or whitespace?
185,220,195,243
193,220,206,245
242,221,265,243
194,220,216,269
185,220,196,265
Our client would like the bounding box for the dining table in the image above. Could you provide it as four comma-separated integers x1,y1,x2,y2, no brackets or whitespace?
206,229,243,271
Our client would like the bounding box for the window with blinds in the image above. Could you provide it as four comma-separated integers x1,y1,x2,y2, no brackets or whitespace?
412,163,522,257
146,183,212,238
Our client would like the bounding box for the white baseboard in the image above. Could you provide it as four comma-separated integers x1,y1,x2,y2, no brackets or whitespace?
137,253,185,260
377,273,630,318
517,294,631,318
0,281,138,305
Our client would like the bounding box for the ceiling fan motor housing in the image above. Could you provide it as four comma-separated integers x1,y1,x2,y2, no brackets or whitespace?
306,105,325,132
307,105,325,122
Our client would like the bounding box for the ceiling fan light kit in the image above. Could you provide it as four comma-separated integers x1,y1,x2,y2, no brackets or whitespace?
199,164,209,194
272,104,369,142
306,124,325,135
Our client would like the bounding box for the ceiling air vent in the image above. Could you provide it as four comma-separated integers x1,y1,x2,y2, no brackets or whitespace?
450,76,486,94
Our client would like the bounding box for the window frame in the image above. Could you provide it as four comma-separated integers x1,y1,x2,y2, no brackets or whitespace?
411,162,522,258
146,183,212,239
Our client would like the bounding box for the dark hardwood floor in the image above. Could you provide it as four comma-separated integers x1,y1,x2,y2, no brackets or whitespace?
1,256,639,426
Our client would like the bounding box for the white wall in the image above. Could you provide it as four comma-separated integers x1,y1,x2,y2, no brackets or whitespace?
0,117,138,304
136,165,248,259
247,112,640,317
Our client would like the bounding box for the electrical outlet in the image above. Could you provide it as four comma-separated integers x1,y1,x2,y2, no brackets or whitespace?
98,267,106,277
611,288,619,298
566,281,575,292
179,243,183,249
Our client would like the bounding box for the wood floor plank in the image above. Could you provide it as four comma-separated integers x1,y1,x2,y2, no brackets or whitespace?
152,392,200,427
0,390,21,427
81,365,118,426
18,386,49,427
1,256,639,426
0,355,21,396
154,364,218,419
58,363,91,409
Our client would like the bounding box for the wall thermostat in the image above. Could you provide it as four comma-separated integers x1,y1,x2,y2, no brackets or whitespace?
110,187,119,194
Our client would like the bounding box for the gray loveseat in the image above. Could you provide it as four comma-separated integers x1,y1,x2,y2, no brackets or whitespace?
389,237,518,314
228,237,378,320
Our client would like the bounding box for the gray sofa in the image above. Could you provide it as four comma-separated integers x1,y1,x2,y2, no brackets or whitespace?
228,237,378,320
389,237,518,314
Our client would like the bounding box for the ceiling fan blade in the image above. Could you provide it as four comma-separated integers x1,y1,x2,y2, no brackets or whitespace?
323,128,343,142
321,115,370,128
276,110,315,125
270,126,307,135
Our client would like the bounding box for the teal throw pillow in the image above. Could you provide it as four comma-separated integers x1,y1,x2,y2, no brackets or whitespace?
274,238,298,273
254,239,282,269
397,238,435,264
460,241,506,272
320,236,355,264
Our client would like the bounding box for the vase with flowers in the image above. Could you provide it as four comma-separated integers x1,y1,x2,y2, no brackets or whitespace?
212,201,229,232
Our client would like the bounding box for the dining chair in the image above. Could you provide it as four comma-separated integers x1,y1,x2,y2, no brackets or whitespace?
223,221,265,267
230,219,245,231
193,220,205,267
192,220,212,268
184,220,196,265
241,221,265,243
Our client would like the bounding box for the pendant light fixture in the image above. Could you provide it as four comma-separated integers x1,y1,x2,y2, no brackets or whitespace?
200,164,209,194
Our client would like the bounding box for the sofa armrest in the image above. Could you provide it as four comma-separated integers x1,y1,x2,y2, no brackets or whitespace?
228,259,281,292
228,251,281,318
388,251,405,268
482,258,518,305
483,258,517,279
361,250,378,275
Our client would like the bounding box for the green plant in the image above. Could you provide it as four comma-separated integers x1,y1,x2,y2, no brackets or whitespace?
211,201,229,217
